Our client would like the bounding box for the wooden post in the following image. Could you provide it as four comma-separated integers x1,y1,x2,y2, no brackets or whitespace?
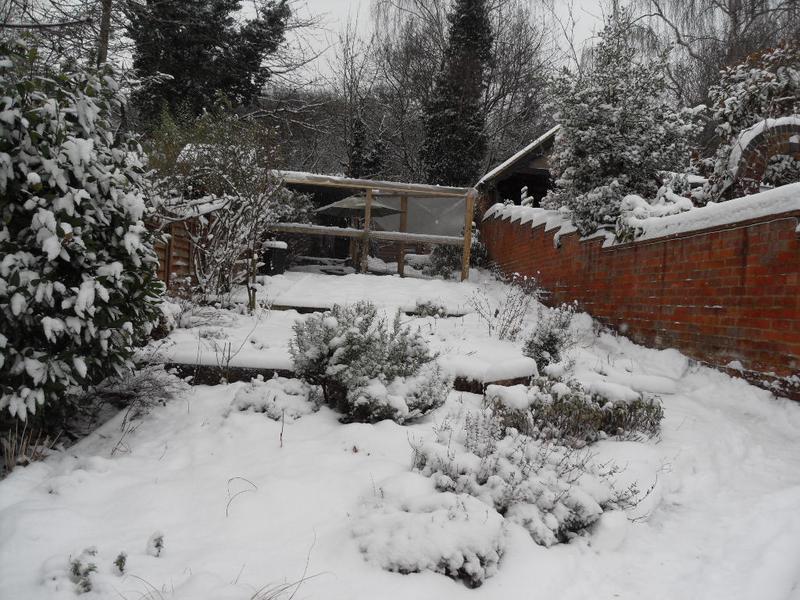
164,223,174,289
97,0,112,67
361,189,373,273
460,190,475,282
397,195,408,277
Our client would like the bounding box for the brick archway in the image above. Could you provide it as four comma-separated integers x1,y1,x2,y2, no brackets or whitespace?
730,117,800,196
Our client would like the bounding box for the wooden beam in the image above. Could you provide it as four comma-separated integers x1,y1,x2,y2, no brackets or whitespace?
370,230,463,245
461,190,475,282
361,189,373,273
268,222,464,246
269,223,365,238
272,170,472,198
398,195,408,277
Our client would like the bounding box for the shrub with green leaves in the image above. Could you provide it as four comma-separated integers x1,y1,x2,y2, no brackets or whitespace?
423,226,489,280
0,41,163,423
289,302,451,423
412,405,638,547
488,376,664,445
522,303,577,369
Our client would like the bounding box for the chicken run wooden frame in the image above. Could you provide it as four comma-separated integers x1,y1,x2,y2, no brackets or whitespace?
268,170,478,281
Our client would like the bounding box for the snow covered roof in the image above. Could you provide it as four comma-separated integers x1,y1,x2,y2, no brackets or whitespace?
477,125,560,186
272,170,473,199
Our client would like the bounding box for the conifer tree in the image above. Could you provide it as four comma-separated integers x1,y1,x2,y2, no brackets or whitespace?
542,10,694,235
420,0,492,186
127,0,290,126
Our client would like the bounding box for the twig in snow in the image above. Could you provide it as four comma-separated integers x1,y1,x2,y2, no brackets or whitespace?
226,476,258,517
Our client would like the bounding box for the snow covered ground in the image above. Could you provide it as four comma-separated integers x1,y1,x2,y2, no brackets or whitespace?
152,271,537,382
2,271,800,600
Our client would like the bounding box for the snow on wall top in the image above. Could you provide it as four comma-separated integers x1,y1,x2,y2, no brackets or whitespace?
728,116,800,175
482,203,578,238
627,182,800,241
484,183,800,245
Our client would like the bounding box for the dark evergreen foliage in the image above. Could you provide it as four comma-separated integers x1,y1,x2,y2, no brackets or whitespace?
420,0,492,186
127,0,290,126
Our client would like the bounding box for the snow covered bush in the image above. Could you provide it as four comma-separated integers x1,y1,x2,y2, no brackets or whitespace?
542,11,695,235
615,174,696,242
229,375,318,421
0,41,163,422
488,377,664,445
412,405,638,547
69,547,98,594
469,274,540,341
423,226,489,280
353,472,505,588
764,154,800,188
523,303,576,368
289,302,451,423
414,299,448,318
703,43,800,200
148,109,313,299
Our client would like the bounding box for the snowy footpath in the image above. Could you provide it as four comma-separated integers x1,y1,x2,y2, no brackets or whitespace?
2,272,800,600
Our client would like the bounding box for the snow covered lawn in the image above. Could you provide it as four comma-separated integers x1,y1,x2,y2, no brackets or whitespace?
3,272,800,599
152,271,537,382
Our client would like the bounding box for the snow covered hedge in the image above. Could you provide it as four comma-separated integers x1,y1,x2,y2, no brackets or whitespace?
0,41,163,421
487,377,664,445
412,404,639,548
289,302,451,423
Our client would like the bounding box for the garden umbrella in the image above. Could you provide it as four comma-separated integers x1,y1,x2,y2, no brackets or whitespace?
314,194,403,218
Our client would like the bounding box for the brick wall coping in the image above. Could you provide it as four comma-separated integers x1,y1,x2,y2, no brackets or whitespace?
483,182,800,246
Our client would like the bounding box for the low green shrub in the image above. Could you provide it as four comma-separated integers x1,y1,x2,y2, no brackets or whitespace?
289,302,451,423
488,376,664,445
522,303,577,368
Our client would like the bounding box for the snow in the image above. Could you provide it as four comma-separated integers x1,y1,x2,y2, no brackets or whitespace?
485,383,531,410
728,116,800,175
262,240,288,250
352,472,506,587
3,271,800,599
626,182,800,241
488,183,800,245
482,203,578,239
477,125,560,185
151,272,538,384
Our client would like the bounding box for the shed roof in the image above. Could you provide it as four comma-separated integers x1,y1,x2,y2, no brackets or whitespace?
477,125,560,186
271,170,473,198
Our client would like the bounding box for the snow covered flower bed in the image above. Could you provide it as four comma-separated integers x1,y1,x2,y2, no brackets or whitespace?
228,375,318,421
352,472,506,588
290,301,452,423
410,401,640,551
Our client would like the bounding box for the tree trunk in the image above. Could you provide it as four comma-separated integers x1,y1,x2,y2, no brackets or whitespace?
97,0,112,67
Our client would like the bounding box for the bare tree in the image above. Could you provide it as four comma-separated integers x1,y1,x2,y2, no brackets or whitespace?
635,0,800,104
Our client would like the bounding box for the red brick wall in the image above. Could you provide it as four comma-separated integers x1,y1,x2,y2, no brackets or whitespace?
481,210,800,394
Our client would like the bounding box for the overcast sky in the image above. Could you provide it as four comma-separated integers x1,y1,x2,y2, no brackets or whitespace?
284,0,606,81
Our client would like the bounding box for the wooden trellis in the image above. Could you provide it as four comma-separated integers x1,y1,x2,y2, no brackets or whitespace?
269,170,477,281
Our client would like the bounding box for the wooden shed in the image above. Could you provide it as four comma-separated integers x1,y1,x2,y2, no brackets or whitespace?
476,125,559,211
